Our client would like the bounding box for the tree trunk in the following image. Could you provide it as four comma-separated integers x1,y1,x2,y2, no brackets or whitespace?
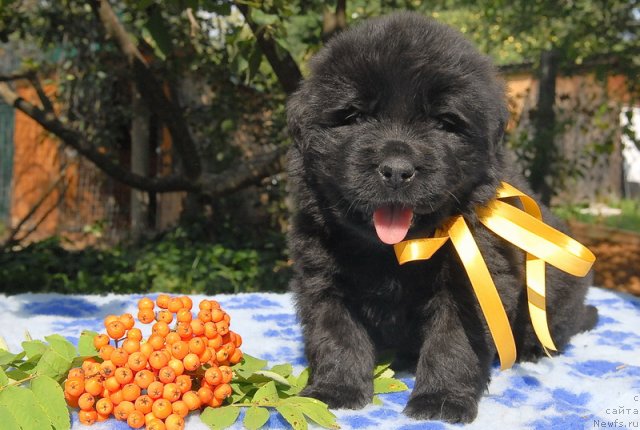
529,49,558,206
130,86,150,241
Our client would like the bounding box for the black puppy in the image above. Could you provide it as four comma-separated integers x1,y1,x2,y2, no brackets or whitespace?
286,12,597,423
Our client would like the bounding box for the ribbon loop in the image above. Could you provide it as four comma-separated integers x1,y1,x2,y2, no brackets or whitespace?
393,182,595,369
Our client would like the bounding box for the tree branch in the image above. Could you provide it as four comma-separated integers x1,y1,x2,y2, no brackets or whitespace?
0,81,195,193
94,0,202,180
235,2,303,95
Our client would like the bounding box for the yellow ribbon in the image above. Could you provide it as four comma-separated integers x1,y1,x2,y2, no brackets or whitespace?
393,182,595,370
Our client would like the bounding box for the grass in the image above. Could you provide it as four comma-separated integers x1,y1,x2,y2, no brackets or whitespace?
553,199,640,233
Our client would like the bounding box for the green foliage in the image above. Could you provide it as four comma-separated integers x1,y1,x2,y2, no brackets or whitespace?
553,199,640,233
0,225,290,295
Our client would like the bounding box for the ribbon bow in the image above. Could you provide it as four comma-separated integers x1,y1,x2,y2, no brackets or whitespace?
393,182,595,370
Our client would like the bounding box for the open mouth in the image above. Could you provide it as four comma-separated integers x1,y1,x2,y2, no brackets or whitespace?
372,205,414,245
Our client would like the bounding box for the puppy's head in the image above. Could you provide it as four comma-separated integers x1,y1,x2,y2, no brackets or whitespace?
287,12,509,245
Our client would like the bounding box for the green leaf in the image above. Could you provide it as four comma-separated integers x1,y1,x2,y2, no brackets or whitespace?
372,395,383,405
373,361,392,377
296,367,309,389
270,363,292,378
35,347,73,381
0,385,52,430
378,368,395,379
283,397,339,429
21,340,47,360
0,404,20,430
144,6,173,58
276,404,308,430
0,350,22,366
0,367,8,386
44,335,76,361
252,381,278,405
31,375,70,430
373,377,408,394
253,370,291,387
233,354,268,379
243,406,270,430
77,330,99,357
200,405,241,430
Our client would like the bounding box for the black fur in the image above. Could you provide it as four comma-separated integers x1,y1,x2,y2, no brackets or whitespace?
286,12,597,423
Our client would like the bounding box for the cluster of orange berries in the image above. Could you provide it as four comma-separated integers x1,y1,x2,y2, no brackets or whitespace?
63,294,243,429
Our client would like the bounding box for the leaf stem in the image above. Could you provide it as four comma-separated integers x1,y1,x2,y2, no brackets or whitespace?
0,373,38,391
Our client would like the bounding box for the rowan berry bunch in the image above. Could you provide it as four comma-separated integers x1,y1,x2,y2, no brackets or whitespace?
63,295,243,430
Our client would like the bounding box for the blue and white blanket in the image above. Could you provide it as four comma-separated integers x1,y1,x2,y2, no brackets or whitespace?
1,287,639,430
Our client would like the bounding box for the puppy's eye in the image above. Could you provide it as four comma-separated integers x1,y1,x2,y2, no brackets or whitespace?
334,107,366,126
434,114,461,133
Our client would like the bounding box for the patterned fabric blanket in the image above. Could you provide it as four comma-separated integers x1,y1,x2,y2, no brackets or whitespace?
1,287,639,430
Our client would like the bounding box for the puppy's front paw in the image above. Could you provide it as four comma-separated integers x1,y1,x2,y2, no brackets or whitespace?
403,392,478,423
300,383,371,409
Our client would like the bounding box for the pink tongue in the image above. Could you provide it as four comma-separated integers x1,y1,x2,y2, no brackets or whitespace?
373,206,413,245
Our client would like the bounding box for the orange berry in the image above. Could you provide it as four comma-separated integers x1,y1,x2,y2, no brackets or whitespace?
207,334,223,350
197,309,212,323
134,394,154,414
167,298,183,313
149,350,168,370
203,322,217,339
82,358,100,374
198,347,213,364
147,334,165,351
198,300,212,311
122,383,141,402
182,353,200,371
209,300,221,309
125,351,146,372
107,320,126,339
152,398,172,420
179,296,192,310
188,337,206,355
120,313,135,330
99,344,115,361
197,386,214,404
127,327,143,341
140,342,154,358
181,391,201,411
68,368,84,379
64,391,79,408
64,377,85,397
115,367,134,385
174,374,192,393
110,389,124,405
104,376,121,392
176,308,192,323
110,348,129,367
170,341,189,360
134,369,156,389
138,297,155,310
156,310,173,324
156,294,170,309
190,318,205,336
96,397,114,415
210,309,224,323
175,322,192,339
78,409,98,425
122,338,141,354
165,413,185,430
104,314,119,327
215,320,229,336
138,308,155,324
96,412,109,422
204,366,223,386
93,334,110,349
213,383,232,400
208,396,223,408
147,381,165,400
78,392,95,411
229,348,243,364
162,383,181,402
127,409,145,428
84,378,103,397
99,360,116,378
233,332,243,348
152,321,170,338
158,366,176,384
165,332,181,345
223,313,230,324
219,366,233,383
114,400,135,420
147,418,166,430
216,348,229,363
171,400,189,418
167,358,185,376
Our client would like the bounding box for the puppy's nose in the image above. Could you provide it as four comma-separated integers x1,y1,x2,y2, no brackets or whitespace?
378,157,416,188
